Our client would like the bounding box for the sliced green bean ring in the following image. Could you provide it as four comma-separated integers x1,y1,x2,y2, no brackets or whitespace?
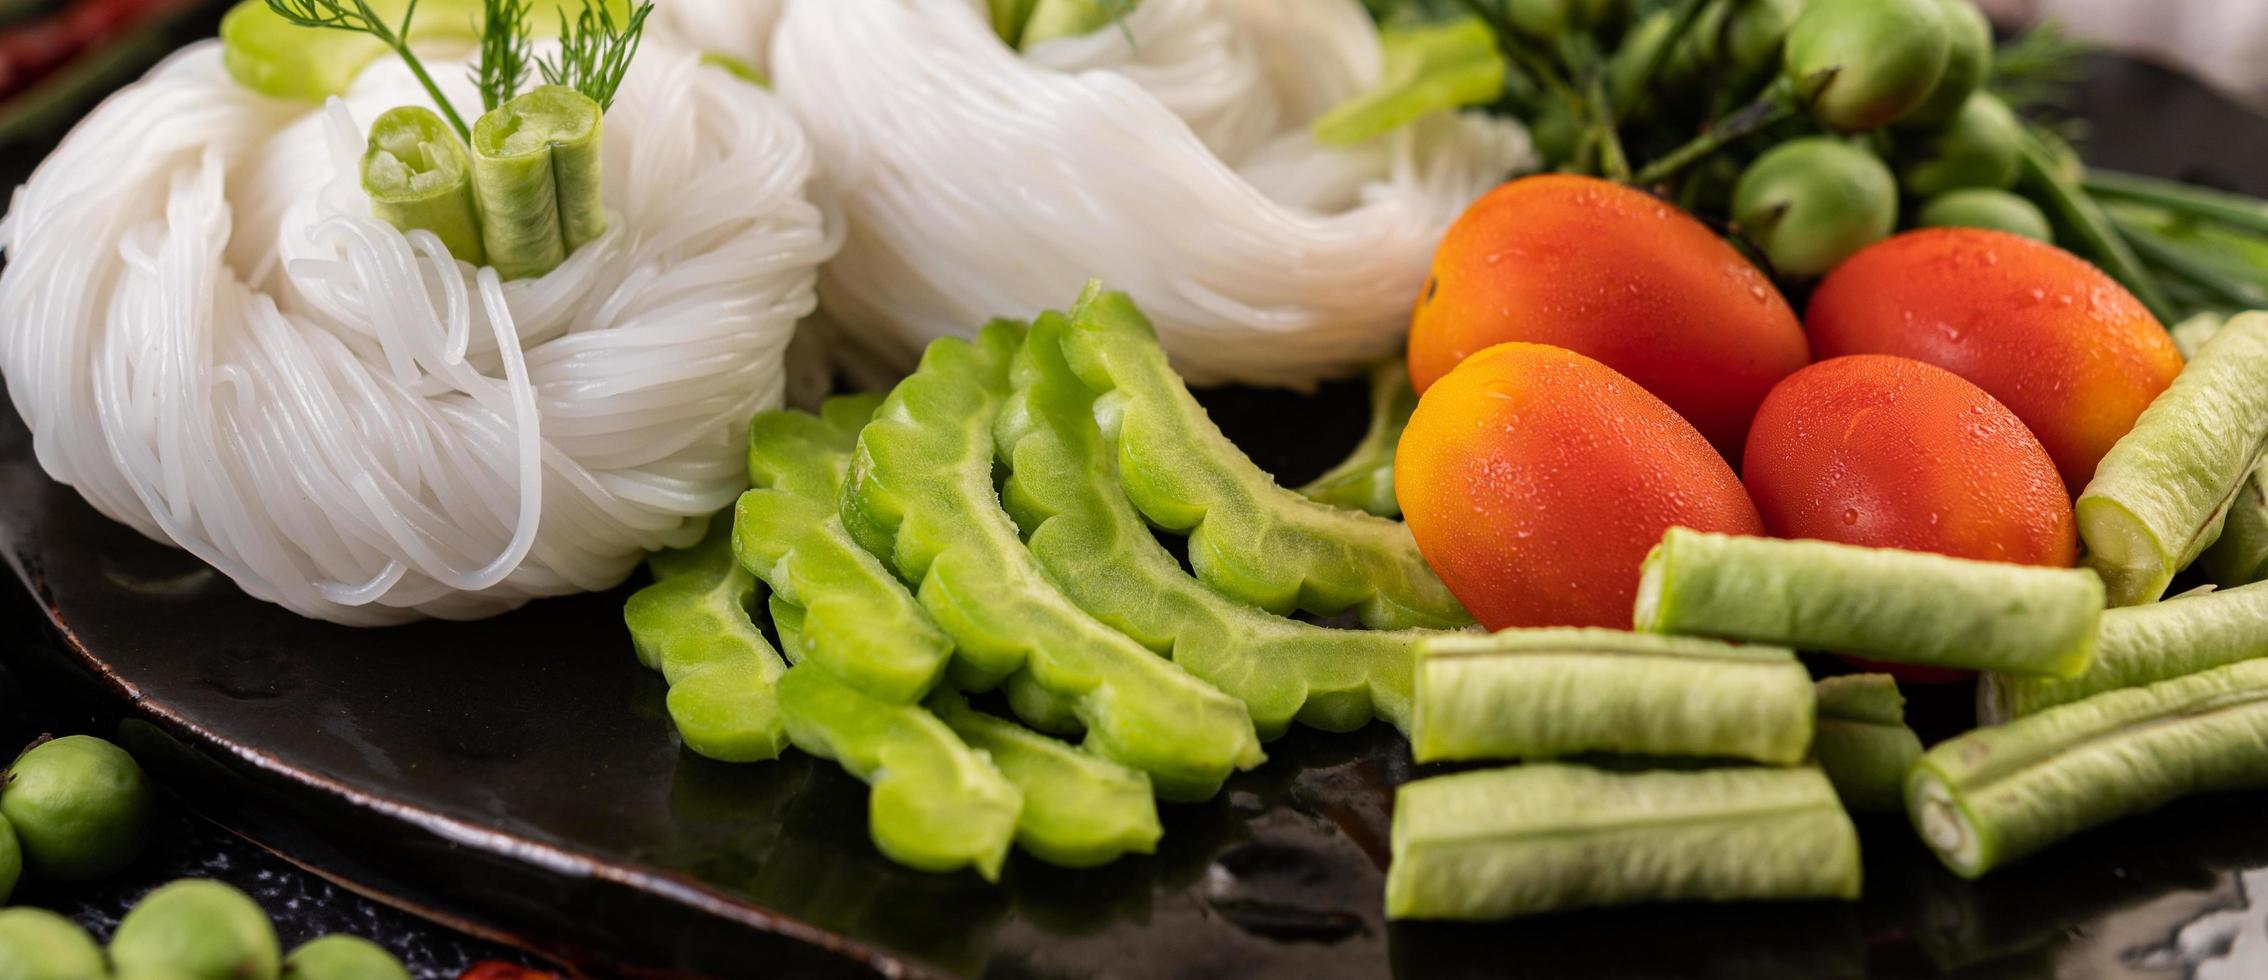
2078,311,2268,606
1296,358,1416,518
1000,312,1424,739
1637,528,2104,677
1812,674,1923,813
1981,579,2268,721
623,525,789,762
1410,628,1815,765
734,395,952,703
1386,763,1862,920
1058,284,1470,631
929,690,1161,868
470,85,606,281
777,662,1022,881
841,320,1263,801
361,106,485,266
1910,658,2268,878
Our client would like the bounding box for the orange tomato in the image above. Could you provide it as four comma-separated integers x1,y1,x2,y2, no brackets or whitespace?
1806,227,2182,492
1744,354,2076,682
1398,342,1765,630
1409,174,1810,456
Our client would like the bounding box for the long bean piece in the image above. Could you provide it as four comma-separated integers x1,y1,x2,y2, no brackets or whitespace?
2164,313,2268,589
1386,764,1861,920
1001,313,1423,738
1410,628,1814,765
1635,528,2104,678
1910,658,2268,878
360,106,485,265
469,85,605,280
1812,674,1923,813
1058,285,1471,631
2078,312,2268,605
1980,580,2268,721
842,320,1263,801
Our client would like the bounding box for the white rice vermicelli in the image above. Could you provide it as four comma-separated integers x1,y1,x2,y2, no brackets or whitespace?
765,0,1536,387
0,41,835,625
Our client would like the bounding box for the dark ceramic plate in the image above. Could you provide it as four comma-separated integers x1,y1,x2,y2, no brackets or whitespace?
4,48,2268,980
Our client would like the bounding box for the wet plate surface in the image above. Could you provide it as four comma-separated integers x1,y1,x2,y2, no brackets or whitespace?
2,52,2267,980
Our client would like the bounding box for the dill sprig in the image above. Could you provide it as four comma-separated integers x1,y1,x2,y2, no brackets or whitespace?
1992,20,2094,114
264,0,472,140
474,0,535,112
537,0,655,111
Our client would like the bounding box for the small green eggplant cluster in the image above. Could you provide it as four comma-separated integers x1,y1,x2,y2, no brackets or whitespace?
0,880,408,980
624,283,1461,878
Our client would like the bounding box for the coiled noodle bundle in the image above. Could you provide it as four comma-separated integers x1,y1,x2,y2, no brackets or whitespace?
765,0,1534,386
0,42,834,624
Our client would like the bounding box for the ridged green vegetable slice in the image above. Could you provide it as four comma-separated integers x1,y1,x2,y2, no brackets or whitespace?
1296,358,1415,518
841,320,1263,801
1636,527,2104,678
1386,764,1862,920
1410,628,1814,765
470,85,606,281
623,524,788,762
361,106,485,266
1980,579,2268,721
735,395,952,703
1812,674,1923,813
1909,658,2268,879
777,664,1022,881
1311,16,1507,146
2078,311,2268,605
928,691,1160,868
1000,312,1422,739
1059,285,1470,631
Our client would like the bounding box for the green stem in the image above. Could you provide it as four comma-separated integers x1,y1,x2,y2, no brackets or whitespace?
2015,128,2176,323
1560,33,1629,182
1455,0,1577,105
1630,82,1794,187
2084,169,2268,239
393,39,472,140
2113,215,2268,310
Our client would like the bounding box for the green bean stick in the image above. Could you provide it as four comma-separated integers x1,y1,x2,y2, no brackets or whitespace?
1980,579,2268,721
1812,674,1924,813
360,106,486,265
1296,358,1418,519
470,85,605,279
1058,284,1471,631
735,395,953,703
1635,527,2105,678
1001,312,1426,739
2163,312,2268,589
1386,763,1862,920
2078,311,2268,605
1909,658,2268,878
842,320,1263,801
1409,628,1815,765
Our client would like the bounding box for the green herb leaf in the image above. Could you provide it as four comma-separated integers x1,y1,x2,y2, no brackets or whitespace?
474,0,534,111
263,0,472,139
536,0,653,111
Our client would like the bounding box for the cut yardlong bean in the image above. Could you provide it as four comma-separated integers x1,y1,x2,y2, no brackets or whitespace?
928,691,1161,868
1813,674,1924,813
470,85,606,280
842,320,1263,801
2168,313,2268,589
360,106,485,265
1059,285,1471,631
1980,579,2268,721
1409,628,1814,765
1909,658,2268,878
734,395,952,703
2077,311,2268,605
1296,358,1417,518
1001,312,1423,738
623,524,788,762
1635,528,2105,678
1385,764,1862,920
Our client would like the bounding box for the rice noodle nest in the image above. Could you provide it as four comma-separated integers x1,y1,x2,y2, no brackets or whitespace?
0,39,835,625
762,0,1535,387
